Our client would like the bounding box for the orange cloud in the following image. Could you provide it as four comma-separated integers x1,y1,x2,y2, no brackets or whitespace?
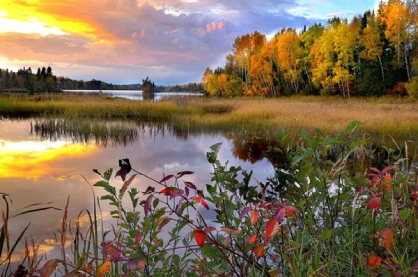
0,140,98,180
0,0,117,43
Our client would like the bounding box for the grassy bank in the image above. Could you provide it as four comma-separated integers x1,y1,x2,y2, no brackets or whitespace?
1,93,418,137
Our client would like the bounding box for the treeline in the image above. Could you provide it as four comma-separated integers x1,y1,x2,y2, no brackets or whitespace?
0,66,204,93
202,0,418,98
0,66,60,92
165,82,204,92
58,77,144,91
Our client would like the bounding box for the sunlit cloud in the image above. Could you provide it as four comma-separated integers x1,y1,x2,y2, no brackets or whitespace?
0,16,68,36
0,0,376,85
0,140,98,180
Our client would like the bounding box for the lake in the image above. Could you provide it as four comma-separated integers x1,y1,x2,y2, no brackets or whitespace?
61,90,204,101
0,117,274,269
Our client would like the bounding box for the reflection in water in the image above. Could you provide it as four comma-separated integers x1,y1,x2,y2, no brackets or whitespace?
0,140,97,179
30,117,278,164
226,133,270,164
0,117,275,270
61,90,203,101
3,116,416,272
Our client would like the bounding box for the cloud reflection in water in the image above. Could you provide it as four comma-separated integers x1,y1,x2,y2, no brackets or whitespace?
0,118,274,268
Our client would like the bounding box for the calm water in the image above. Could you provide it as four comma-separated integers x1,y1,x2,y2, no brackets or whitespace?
0,118,273,267
61,90,203,100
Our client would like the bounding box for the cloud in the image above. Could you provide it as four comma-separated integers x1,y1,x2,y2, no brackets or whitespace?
0,0,367,85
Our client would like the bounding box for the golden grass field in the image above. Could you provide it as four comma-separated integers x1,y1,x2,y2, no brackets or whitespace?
1,93,418,137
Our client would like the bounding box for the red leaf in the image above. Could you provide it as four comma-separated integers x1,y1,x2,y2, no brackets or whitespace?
115,159,132,181
159,187,183,197
142,186,155,194
381,228,393,247
266,218,279,240
153,238,162,246
254,246,265,259
177,171,194,178
221,227,241,235
144,195,152,216
175,197,186,213
250,210,258,225
367,195,381,210
223,235,231,246
184,181,197,190
369,167,381,174
285,206,299,217
156,216,171,232
247,234,257,244
37,259,59,277
194,230,206,247
367,252,382,267
160,174,174,183
135,233,142,244
381,165,392,174
191,196,209,210
101,241,119,255
197,190,204,198
239,207,251,221
204,226,216,233
120,174,137,193
138,261,146,270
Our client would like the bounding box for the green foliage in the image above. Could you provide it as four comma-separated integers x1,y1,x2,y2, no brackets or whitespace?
8,121,418,276
406,61,418,99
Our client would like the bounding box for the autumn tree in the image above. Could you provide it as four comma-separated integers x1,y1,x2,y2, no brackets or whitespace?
378,0,413,79
360,11,385,81
300,23,324,94
277,28,302,94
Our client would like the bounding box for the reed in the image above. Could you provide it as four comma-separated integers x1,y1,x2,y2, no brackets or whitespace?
2,93,418,136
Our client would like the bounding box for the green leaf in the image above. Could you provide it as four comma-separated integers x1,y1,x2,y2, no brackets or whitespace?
291,155,304,166
399,209,410,221
172,254,180,265
206,184,217,196
298,130,309,140
277,127,289,143
207,143,222,163
345,121,363,135
93,180,109,188
100,195,116,202
320,229,334,240
104,168,113,181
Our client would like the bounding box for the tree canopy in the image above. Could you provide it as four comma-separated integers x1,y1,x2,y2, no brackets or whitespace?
202,0,418,98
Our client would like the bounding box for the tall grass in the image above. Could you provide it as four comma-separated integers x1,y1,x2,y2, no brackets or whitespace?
3,94,418,137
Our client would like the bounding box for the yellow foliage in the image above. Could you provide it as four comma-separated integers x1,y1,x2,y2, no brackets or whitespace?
95,258,111,277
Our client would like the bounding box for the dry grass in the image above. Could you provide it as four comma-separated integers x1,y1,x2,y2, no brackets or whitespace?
2,93,418,136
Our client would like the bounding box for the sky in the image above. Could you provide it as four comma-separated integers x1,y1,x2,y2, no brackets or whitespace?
0,0,381,86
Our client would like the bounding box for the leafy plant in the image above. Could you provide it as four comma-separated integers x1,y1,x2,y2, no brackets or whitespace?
13,121,418,276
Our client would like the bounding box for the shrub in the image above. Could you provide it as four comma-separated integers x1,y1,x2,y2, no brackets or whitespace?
15,121,418,276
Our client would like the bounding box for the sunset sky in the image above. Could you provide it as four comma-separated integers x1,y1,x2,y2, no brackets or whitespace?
0,0,380,86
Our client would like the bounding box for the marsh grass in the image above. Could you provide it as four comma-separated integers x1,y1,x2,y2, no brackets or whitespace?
3,94,418,137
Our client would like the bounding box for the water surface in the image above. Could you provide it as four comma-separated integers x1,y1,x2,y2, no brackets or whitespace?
61,90,203,100
0,118,273,265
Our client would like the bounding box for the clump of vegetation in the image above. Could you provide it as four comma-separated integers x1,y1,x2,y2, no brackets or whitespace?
4,121,418,276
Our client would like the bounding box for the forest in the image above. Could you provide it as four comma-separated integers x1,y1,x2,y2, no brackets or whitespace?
0,67,203,93
202,0,418,98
